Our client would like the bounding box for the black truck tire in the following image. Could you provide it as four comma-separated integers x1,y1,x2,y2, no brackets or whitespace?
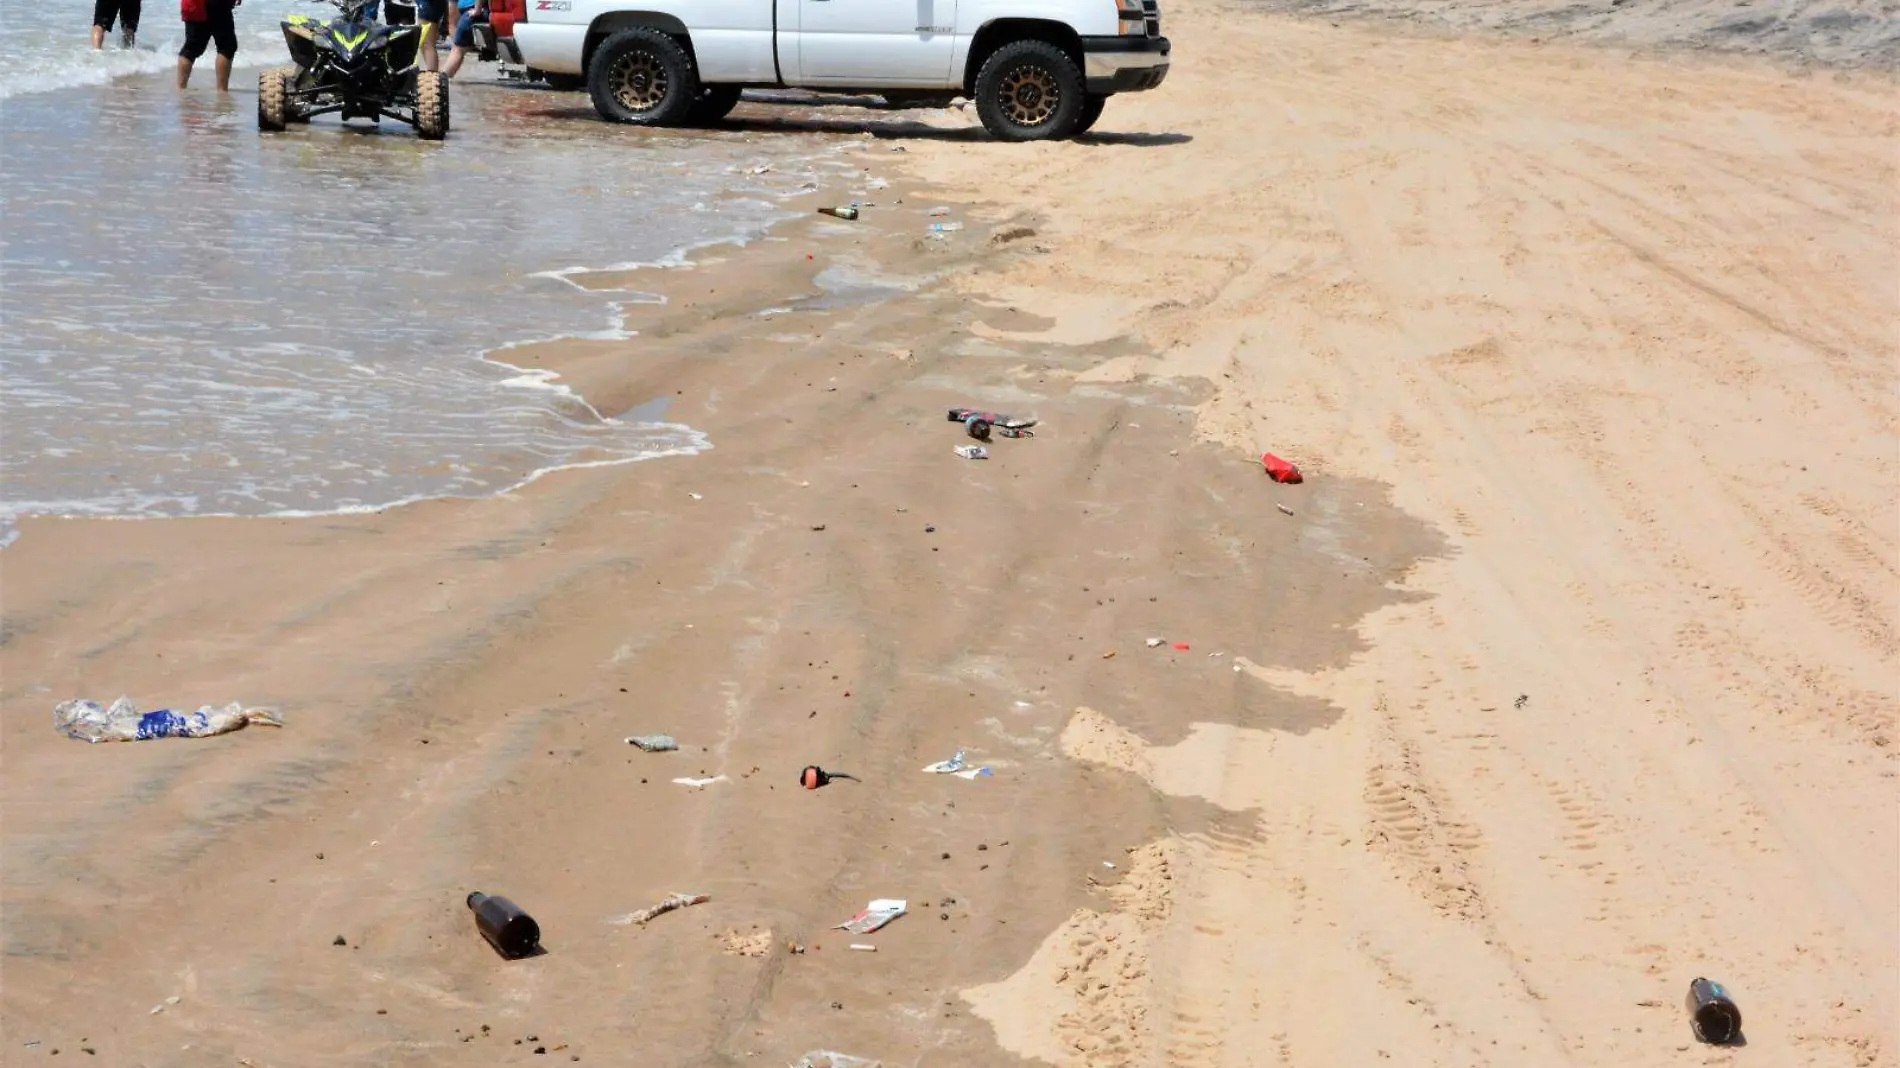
258,67,289,132
588,27,700,126
973,39,1085,142
686,84,743,125
1075,93,1107,135
416,69,450,140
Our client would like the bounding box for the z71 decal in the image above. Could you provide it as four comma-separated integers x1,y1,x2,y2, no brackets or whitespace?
535,1,571,10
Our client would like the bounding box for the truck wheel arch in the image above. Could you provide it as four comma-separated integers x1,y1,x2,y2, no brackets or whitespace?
583,11,694,74
962,19,1084,97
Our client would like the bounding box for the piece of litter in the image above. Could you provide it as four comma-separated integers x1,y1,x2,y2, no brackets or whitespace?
1276,504,1295,516
922,750,966,774
928,206,951,216
166,996,180,1006
952,766,993,780
792,1053,882,1068
928,221,964,233
689,492,704,500
1103,862,1116,869
1172,642,1190,651
672,776,727,788
625,734,678,752
750,164,772,174
54,697,283,744
1145,637,1165,648
608,891,710,926
1102,651,1116,659
1262,453,1303,484
834,899,907,934
849,943,877,952
954,445,988,460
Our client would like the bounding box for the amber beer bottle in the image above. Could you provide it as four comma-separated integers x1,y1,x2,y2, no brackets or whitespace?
1685,977,1741,1044
466,892,541,959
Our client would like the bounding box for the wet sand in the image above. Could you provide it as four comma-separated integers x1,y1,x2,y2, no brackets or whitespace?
5,1,1898,1065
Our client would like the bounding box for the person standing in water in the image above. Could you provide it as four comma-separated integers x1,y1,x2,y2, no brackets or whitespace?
413,0,445,71
442,0,485,78
176,0,239,90
91,0,141,50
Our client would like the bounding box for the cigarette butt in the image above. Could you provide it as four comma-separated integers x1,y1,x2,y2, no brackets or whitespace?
1277,504,1295,516
849,944,877,952
1101,651,1116,659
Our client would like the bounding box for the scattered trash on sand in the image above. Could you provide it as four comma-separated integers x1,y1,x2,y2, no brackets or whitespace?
801,765,860,790
922,751,967,774
849,943,877,952
954,445,989,460
928,221,964,233
1515,694,1530,710
467,892,541,959
689,492,704,500
720,929,774,957
610,892,710,927
625,734,678,752
1173,642,1190,651
1102,650,1116,659
54,697,283,744
948,407,1036,437
928,206,951,217
1145,637,1166,648
1277,503,1296,516
1686,978,1742,1044
817,206,859,221
750,164,773,175
964,415,992,441
792,1052,882,1068
833,899,906,934
1261,453,1304,484
953,766,993,780
673,776,728,788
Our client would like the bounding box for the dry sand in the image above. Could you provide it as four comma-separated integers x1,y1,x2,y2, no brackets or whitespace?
4,0,1897,1066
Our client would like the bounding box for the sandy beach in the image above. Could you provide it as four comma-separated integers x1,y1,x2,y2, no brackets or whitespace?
4,1,1896,1065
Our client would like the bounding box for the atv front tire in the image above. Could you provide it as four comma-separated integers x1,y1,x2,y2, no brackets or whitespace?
686,84,743,126
416,70,450,140
588,27,699,126
258,67,289,132
974,39,1085,142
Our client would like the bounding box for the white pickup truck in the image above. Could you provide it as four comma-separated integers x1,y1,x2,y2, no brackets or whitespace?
507,0,1169,140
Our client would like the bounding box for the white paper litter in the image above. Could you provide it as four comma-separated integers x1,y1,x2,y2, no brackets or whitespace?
922,751,966,774
833,899,907,934
672,776,727,787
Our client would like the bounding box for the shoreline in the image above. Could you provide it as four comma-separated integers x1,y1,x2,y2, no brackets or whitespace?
5,3,1896,1066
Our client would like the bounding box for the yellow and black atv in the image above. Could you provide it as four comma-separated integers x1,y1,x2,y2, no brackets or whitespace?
258,0,449,140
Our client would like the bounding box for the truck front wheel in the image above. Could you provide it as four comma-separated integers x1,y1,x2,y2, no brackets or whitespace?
1076,94,1107,135
589,28,700,126
973,40,1085,142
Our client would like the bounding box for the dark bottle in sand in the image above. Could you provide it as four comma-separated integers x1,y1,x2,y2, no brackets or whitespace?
1686,977,1741,1044
467,892,541,959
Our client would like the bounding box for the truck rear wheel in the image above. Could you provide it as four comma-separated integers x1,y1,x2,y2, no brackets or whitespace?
416,70,450,140
589,27,699,126
686,85,743,126
258,67,289,132
973,39,1085,142
1076,94,1107,135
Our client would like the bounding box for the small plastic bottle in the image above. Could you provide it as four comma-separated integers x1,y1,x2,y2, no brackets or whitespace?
1686,977,1741,1044
466,892,540,959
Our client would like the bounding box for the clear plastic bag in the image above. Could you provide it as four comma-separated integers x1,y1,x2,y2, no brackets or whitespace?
54,697,283,743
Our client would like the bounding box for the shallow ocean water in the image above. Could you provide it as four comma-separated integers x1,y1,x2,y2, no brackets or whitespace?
0,49,855,545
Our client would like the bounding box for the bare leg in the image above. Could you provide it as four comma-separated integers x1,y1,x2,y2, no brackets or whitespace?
177,56,193,88
418,22,439,71
215,53,232,91
444,45,467,78
92,24,107,49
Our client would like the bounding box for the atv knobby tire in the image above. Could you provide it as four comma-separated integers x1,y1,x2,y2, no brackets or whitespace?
258,67,290,132
589,28,699,126
974,39,1085,142
415,70,450,140
686,84,743,126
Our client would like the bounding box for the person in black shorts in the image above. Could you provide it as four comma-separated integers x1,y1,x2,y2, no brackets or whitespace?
414,0,445,71
92,0,141,50
176,0,240,91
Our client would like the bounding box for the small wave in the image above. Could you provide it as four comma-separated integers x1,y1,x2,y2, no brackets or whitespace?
1,15,292,100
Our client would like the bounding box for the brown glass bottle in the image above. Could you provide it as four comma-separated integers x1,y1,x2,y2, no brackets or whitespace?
1686,977,1741,1044
467,892,541,959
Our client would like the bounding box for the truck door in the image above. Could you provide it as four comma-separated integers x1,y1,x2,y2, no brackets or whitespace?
793,0,958,87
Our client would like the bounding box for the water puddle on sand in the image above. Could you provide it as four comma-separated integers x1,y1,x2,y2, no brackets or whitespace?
0,70,864,545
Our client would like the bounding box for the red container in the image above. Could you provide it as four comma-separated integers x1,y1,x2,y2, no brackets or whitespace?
1261,453,1303,484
